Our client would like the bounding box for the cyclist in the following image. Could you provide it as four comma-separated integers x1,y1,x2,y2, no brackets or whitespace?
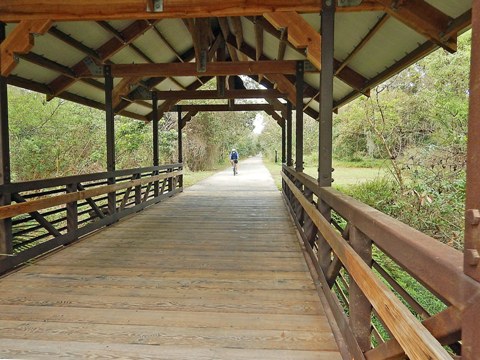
229,148,239,175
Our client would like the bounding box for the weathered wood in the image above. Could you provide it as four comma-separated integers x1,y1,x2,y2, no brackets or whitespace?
142,89,284,100
0,171,182,220
283,166,480,309
0,25,12,256
0,0,386,22
170,104,278,112
282,171,453,360
286,101,293,166
295,61,304,172
0,19,52,76
0,157,342,359
11,193,61,237
105,65,116,215
102,60,309,78
349,226,373,352
374,0,456,52
264,11,321,70
463,1,480,358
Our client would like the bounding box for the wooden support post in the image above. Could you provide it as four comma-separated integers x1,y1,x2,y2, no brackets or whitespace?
105,65,116,215
318,1,334,187
217,41,226,96
177,105,183,189
463,0,480,358
349,226,373,352
281,120,286,164
317,0,335,273
286,101,293,167
0,22,12,257
152,91,160,197
66,183,78,243
295,60,304,172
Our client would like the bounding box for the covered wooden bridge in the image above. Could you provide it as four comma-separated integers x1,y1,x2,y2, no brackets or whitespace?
0,1,479,359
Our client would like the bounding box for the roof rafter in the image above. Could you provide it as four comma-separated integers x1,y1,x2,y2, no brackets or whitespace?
48,26,101,61
264,11,321,70
0,19,52,76
47,19,157,99
249,16,368,92
218,17,239,62
374,0,457,52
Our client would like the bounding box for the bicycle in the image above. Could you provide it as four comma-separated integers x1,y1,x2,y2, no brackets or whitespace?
232,160,238,176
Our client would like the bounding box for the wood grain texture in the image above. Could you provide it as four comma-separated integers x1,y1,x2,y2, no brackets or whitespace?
0,157,342,359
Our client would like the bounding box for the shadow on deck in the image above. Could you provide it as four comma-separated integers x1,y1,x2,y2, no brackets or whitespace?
0,157,343,359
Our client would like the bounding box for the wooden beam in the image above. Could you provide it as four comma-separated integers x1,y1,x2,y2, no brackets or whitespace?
138,89,285,100
183,18,212,71
218,17,239,62
374,0,457,52
230,17,244,49
264,11,321,70
0,1,322,22
47,20,156,99
171,104,277,112
0,19,52,76
281,172,453,360
113,77,142,108
18,52,76,78
0,171,182,220
0,1,388,22
254,17,264,61
96,60,307,78
0,23,12,257
48,26,101,61
249,16,368,92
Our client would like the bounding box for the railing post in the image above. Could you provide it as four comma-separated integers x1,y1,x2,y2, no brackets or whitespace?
105,65,116,215
177,106,183,189
303,188,318,248
349,226,373,352
317,0,335,273
286,101,293,167
295,60,304,172
0,22,12,258
281,120,286,164
66,183,78,243
134,173,141,205
152,91,160,198
463,0,480,357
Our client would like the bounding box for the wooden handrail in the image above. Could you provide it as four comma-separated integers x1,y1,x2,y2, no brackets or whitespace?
0,170,182,220
0,163,182,193
282,165,480,308
282,171,452,360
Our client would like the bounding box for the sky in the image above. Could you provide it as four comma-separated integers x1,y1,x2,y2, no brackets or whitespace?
253,113,264,134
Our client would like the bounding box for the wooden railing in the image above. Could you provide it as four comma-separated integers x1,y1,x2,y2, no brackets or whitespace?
282,165,480,360
0,164,183,274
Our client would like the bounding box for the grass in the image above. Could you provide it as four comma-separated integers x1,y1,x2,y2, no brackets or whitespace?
263,158,389,190
183,166,226,188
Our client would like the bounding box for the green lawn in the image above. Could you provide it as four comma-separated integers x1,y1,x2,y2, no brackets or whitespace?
263,159,388,190
182,167,225,188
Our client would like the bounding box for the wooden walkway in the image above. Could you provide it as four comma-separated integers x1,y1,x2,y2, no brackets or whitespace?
0,157,342,359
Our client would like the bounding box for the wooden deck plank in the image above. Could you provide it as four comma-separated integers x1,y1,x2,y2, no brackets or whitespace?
0,339,343,360
0,157,343,359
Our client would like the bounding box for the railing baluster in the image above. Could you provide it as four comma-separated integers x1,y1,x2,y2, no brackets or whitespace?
349,226,373,352
66,183,78,243
134,172,141,205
